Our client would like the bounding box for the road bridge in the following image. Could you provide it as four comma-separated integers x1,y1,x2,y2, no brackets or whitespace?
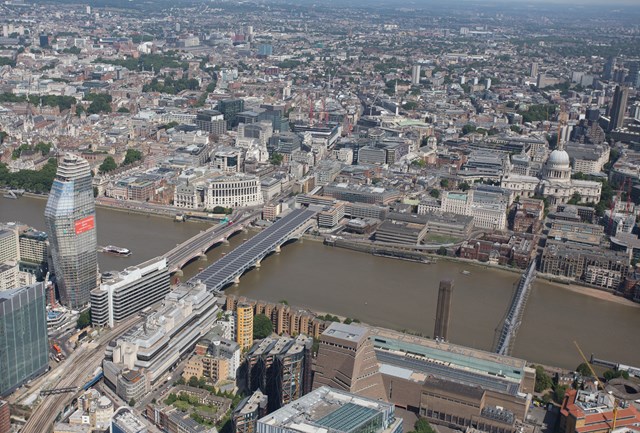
192,208,317,291
164,212,260,273
494,260,536,356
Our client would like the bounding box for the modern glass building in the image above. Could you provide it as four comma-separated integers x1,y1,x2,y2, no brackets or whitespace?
0,282,49,397
44,154,98,309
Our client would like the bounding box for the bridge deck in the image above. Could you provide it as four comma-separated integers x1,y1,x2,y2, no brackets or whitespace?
191,208,316,291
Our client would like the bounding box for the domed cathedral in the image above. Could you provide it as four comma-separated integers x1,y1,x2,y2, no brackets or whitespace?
501,139,602,206
539,141,601,205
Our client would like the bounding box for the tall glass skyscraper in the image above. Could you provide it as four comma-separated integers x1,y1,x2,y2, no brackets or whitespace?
45,154,98,308
0,282,49,397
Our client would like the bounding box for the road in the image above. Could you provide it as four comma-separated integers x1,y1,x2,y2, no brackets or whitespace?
21,315,143,433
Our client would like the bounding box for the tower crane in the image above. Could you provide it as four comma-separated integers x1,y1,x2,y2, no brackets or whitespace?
574,341,619,432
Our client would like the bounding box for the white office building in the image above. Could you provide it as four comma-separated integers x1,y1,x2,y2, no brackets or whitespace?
90,257,170,327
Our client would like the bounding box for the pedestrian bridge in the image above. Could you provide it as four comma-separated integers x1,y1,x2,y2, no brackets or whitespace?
494,259,536,356
191,208,317,291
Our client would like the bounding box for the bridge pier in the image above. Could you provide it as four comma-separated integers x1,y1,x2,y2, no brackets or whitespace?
255,259,261,268
242,228,248,234
233,276,240,285
222,238,230,245
198,253,207,261
275,244,281,253
174,269,184,277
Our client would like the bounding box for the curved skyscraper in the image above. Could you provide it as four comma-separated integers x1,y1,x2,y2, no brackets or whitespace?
45,154,98,308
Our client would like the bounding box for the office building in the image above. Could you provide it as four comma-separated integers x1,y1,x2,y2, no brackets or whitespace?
111,408,147,433
204,173,263,209
411,64,421,85
313,322,386,401
218,99,245,129
324,183,401,206
0,226,19,264
244,335,313,411
603,56,616,81
64,389,114,431
103,282,220,399
559,388,640,433
90,257,170,327
258,44,273,57
39,33,49,47
195,109,226,136
530,62,538,78
256,386,403,433
609,85,629,131
234,391,268,433
44,154,98,309
18,228,49,281
237,303,254,350
434,280,453,341
0,282,49,397
0,400,9,433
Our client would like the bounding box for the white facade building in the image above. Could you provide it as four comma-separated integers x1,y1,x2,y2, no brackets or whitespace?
204,173,263,209
501,144,601,206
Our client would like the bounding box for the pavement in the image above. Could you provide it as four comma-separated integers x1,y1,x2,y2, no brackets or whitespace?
526,405,559,433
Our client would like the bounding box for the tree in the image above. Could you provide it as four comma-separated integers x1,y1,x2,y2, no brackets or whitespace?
253,314,273,339
85,93,112,114
429,189,440,198
554,384,568,404
462,124,476,135
603,369,629,381
99,156,117,173
35,142,51,156
437,247,447,256
129,398,136,407
269,152,284,166
188,375,199,387
165,393,178,405
77,310,91,329
576,362,591,377
459,182,470,191
409,418,436,433
117,107,130,113
123,149,143,165
534,365,553,393
567,192,581,205
440,179,449,188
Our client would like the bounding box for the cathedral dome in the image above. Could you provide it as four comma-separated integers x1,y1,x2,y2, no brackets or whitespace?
547,149,570,168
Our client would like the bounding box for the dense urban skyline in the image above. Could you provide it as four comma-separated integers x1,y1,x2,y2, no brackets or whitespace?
0,0,639,432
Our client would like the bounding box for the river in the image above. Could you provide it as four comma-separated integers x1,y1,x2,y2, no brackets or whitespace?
2,196,639,369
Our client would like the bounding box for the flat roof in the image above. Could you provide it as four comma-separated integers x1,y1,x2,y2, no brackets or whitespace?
323,322,368,343
370,328,526,382
316,403,380,433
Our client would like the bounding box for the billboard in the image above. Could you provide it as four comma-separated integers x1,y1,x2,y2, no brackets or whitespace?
74,216,95,235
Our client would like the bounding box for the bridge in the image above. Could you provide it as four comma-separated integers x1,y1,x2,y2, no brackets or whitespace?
494,259,536,356
39,386,77,396
191,208,317,291
164,212,260,273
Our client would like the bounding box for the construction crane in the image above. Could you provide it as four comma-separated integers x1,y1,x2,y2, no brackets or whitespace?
574,341,619,432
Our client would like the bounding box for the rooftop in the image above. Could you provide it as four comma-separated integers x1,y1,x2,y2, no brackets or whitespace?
258,386,398,433
322,322,368,344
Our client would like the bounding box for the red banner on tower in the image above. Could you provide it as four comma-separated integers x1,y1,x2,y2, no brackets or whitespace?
74,216,95,234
